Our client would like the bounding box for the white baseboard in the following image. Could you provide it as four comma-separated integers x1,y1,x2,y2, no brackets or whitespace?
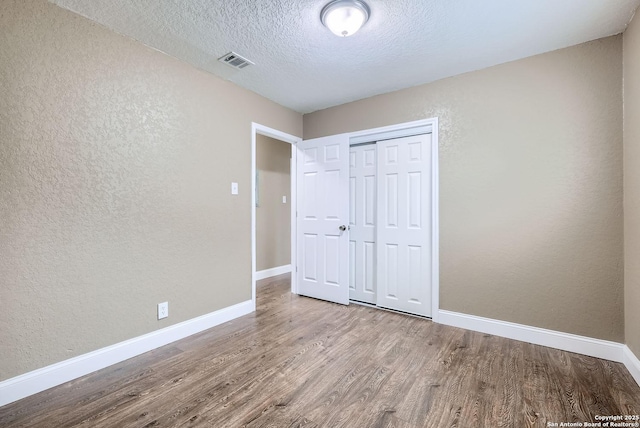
623,345,640,387
2,303,637,408
0,300,254,407
255,264,291,281
438,310,625,363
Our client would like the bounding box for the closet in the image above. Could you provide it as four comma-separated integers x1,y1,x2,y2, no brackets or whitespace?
349,134,433,317
296,123,435,318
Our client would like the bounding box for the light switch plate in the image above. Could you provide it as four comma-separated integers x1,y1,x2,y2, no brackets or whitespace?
231,182,238,195
282,196,287,203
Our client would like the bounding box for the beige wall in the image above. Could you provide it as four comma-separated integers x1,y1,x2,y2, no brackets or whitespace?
256,135,291,271
0,0,631,384
0,0,302,380
624,12,640,358
305,36,624,342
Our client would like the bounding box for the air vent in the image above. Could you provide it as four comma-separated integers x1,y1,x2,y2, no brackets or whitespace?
218,52,254,69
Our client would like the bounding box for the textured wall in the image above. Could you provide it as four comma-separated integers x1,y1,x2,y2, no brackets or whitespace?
0,0,301,380
305,37,624,342
624,12,640,358
256,135,291,271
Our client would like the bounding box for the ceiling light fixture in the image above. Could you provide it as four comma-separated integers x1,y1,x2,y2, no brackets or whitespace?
321,0,370,37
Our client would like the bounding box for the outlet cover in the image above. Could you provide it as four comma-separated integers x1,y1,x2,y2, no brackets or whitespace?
158,302,168,319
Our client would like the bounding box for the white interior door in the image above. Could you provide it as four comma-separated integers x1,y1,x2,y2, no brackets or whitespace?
349,144,376,304
376,134,432,316
297,134,350,305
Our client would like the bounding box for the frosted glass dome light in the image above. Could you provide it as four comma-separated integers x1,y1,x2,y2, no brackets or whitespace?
321,0,370,37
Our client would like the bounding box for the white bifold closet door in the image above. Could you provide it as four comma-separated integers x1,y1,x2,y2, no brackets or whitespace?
349,144,377,304
376,134,432,316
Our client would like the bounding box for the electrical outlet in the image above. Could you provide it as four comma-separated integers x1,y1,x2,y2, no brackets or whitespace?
158,302,168,320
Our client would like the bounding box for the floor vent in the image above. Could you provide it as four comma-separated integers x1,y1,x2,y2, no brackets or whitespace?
218,52,254,69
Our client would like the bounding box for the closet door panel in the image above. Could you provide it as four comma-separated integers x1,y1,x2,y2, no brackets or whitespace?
349,145,377,304
376,134,432,316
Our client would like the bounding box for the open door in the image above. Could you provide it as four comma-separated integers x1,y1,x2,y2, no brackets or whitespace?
297,134,350,305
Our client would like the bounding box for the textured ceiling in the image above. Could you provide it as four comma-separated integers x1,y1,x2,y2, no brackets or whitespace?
51,0,640,113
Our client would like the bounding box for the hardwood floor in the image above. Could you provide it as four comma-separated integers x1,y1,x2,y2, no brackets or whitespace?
1,274,639,427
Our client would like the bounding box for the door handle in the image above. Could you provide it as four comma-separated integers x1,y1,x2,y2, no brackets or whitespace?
339,225,350,231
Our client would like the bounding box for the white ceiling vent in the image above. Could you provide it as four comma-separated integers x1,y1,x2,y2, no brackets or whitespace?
218,52,254,69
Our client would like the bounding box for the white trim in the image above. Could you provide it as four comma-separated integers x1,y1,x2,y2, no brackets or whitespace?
251,123,301,300
438,310,625,362
437,310,640,387
290,147,298,294
251,123,257,305
349,124,433,145
430,118,440,322
255,264,292,281
0,300,253,407
347,118,435,143
623,345,640,387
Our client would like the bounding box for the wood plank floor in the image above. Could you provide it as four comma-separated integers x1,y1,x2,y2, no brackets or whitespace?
1,274,639,427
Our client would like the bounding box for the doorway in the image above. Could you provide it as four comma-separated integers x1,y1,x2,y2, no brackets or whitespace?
255,135,292,279
251,123,301,309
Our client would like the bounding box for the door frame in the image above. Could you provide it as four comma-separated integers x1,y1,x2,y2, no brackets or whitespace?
251,123,301,308
346,118,440,322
